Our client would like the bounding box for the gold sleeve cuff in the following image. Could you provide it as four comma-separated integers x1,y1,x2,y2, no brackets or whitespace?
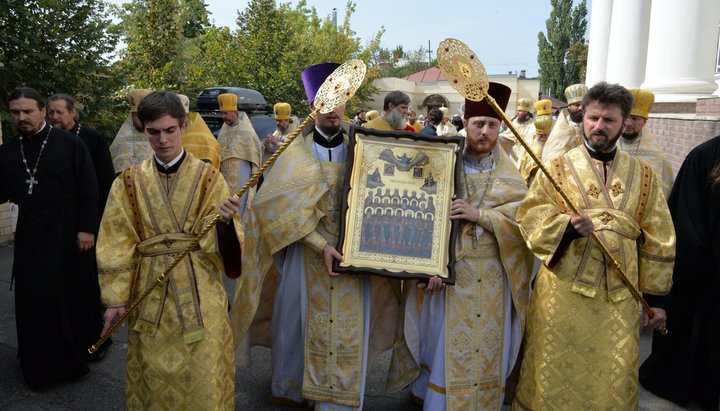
302,230,327,253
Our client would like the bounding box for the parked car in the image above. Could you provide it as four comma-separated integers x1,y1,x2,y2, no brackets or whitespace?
196,87,276,140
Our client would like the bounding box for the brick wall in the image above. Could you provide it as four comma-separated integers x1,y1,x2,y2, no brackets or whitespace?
647,114,720,175
0,203,14,245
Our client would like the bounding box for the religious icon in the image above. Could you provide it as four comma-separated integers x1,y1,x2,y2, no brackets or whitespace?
335,126,463,284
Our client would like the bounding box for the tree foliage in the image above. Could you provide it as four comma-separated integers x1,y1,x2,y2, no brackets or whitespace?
373,46,435,79
114,0,382,117
0,0,119,137
116,0,184,90
0,0,383,138
537,0,588,98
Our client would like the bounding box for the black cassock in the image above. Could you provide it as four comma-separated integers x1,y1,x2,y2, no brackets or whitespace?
0,123,106,388
640,136,720,411
69,122,116,219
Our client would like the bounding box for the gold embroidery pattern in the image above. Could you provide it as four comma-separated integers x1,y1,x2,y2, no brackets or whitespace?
587,184,601,199
599,211,614,224
610,182,625,197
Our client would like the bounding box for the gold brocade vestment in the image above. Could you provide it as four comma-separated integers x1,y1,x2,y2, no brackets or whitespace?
398,147,534,410
232,126,402,407
517,135,546,185
181,113,221,169
97,155,241,410
109,114,154,173
513,146,675,410
500,118,535,166
540,109,582,162
618,129,675,198
217,114,261,199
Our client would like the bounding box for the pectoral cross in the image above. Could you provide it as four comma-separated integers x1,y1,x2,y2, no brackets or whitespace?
26,177,38,195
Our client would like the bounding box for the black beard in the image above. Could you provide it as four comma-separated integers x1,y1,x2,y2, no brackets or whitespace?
585,129,622,152
318,123,341,136
569,110,583,123
622,131,640,141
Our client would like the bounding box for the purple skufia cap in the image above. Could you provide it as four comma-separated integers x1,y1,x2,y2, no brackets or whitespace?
302,62,341,104
464,82,512,120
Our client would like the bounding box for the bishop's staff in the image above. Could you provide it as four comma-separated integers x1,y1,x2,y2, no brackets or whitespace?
435,38,666,332
89,60,368,354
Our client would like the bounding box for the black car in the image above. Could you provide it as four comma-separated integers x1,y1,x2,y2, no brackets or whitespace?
196,87,276,140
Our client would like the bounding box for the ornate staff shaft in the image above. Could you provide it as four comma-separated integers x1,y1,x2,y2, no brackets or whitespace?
487,97,657,320
89,58,368,354
88,113,317,354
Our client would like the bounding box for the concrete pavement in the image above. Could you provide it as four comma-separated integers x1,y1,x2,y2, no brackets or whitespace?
0,243,694,410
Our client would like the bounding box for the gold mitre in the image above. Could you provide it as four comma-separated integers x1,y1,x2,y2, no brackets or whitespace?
177,94,190,114
127,88,152,113
534,99,553,116
439,106,449,115
517,98,533,112
564,83,587,105
273,102,291,120
534,114,554,135
218,93,238,112
629,88,654,119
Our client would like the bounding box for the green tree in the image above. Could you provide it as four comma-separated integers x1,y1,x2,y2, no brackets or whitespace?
0,0,119,137
116,0,184,89
229,0,382,116
181,0,210,38
375,45,435,79
537,0,588,98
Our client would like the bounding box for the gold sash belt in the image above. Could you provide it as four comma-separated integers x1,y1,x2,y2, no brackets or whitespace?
137,233,200,257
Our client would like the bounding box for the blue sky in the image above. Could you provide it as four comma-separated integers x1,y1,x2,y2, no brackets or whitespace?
109,0,591,77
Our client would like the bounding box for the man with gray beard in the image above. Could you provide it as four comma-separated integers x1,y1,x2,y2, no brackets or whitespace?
364,90,416,132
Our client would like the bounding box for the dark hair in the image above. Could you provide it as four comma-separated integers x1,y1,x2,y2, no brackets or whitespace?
450,115,463,130
383,90,411,111
48,93,76,111
8,87,46,109
427,107,443,125
710,162,720,191
137,91,186,126
581,82,634,119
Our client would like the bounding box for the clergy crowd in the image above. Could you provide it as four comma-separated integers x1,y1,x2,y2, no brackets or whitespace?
0,59,718,411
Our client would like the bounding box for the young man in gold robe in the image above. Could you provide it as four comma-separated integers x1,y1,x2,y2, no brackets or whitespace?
216,92,262,216
232,63,402,410
98,91,243,410
513,82,675,410
109,88,154,174
405,83,534,410
540,84,587,162
620,89,675,198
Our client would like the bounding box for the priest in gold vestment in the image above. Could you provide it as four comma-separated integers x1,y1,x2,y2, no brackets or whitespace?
517,99,554,185
98,92,243,410
405,83,534,410
109,88,154,174
232,63,403,410
216,92,262,215
176,94,221,169
620,89,675,198
262,102,299,164
513,82,675,410
540,84,587,162
499,97,535,166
